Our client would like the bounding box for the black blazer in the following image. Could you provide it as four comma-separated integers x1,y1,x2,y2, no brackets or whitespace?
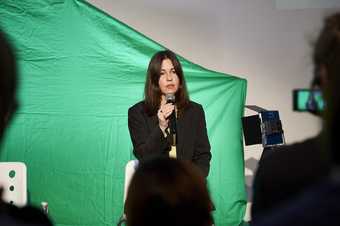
128,101,211,177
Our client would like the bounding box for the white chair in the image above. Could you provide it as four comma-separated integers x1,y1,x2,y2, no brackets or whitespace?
123,160,139,204
0,162,27,207
117,160,139,226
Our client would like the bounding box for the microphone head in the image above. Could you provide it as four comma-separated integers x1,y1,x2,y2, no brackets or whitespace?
165,93,175,104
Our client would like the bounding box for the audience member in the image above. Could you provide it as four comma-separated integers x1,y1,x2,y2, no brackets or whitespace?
0,29,52,225
125,158,213,226
251,11,340,225
251,136,330,220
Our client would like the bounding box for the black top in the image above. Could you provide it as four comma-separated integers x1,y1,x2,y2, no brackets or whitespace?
252,135,331,222
128,101,211,177
251,176,340,226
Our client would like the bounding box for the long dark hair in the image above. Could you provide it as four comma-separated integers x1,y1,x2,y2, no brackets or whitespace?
144,50,189,116
313,12,340,164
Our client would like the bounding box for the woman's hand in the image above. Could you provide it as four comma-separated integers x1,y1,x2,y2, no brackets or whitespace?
158,103,175,132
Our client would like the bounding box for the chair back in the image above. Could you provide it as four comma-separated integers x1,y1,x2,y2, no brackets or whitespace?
123,160,139,204
0,162,27,207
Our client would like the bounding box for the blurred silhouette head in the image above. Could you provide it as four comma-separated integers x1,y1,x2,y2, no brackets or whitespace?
125,158,213,226
0,30,17,143
313,12,340,164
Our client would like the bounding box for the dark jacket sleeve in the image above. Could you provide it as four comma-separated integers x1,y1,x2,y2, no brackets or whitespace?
192,104,211,177
251,158,267,222
251,137,331,222
0,201,53,226
128,105,170,160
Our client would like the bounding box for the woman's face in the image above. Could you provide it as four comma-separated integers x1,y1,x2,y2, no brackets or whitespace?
158,58,179,95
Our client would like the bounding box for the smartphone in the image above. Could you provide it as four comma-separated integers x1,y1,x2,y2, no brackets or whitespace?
293,89,324,112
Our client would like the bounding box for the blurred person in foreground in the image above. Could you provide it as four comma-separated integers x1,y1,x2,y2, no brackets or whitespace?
125,158,213,226
0,29,52,225
251,11,340,226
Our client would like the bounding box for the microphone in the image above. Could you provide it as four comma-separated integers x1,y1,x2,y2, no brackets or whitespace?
165,93,177,145
165,93,175,104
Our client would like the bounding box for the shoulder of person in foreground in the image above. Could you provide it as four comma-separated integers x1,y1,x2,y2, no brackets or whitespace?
252,176,340,226
0,201,53,226
259,135,330,175
252,135,331,220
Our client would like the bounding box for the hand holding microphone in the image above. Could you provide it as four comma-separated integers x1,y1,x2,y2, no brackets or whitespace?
158,103,174,131
158,93,176,133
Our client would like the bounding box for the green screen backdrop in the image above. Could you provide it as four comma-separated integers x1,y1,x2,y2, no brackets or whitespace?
0,1,247,225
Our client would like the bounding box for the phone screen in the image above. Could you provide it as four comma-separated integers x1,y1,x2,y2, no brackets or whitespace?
293,89,324,112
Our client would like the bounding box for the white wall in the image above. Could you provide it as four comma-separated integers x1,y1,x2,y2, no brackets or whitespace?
87,0,339,205
87,0,338,142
